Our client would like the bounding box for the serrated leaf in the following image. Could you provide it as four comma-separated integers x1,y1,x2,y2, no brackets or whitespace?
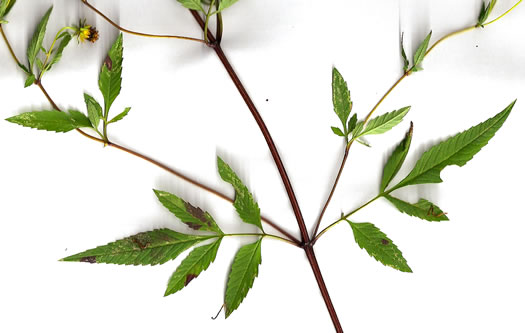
99,33,123,113
154,190,222,233
27,6,52,73
380,122,413,192
68,110,92,128
46,33,71,71
331,126,345,137
164,238,221,296
177,0,204,11
393,101,514,189
348,221,412,273
108,107,131,124
413,31,432,68
61,229,211,266
83,93,102,129
347,113,357,134
354,106,410,139
225,238,262,318
218,0,239,11
400,33,409,72
384,195,448,222
332,67,352,131
217,157,263,231
24,74,35,88
5,110,87,133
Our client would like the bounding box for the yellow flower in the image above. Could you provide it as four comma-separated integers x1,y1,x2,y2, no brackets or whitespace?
73,20,99,43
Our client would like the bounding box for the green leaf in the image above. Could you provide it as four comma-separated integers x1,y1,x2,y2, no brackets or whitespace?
61,229,211,266
413,31,432,68
356,138,371,148
68,110,92,128
354,106,410,139
176,0,204,11
18,63,30,75
225,238,262,318
380,122,413,192
393,101,515,189
400,33,409,72
46,33,72,71
36,58,44,71
24,74,35,88
154,190,222,234
99,33,123,113
348,221,412,273
164,238,221,296
347,113,357,134
83,93,102,129
5,110,88,133
107,107,131,124
217,157,263,231
0,0,16,18
332,67,352,131
27,6,52,73
478,0,497,26
331,126,345,137
384,195,448,222
218,0,239,11
0,19,7,24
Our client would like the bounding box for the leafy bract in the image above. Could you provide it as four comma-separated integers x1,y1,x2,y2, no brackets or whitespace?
24,74,36,88
164,239,221,296
27,6,52,73
108,107,131,124
400,33,409,72
6,110,92,133
99,33,123,113
46,32,72,71
225,238,262,317
478,0,497,26
393,101,514,189
384,195,448,222
84,93,102,129
353,106,410,139
380,122,413,192
217,157,263,231
154,189,222,233
348,221,412,273
61,229,211,266
177,0,204,11
332,67,352,133
413,31,432,69
218,0,240,12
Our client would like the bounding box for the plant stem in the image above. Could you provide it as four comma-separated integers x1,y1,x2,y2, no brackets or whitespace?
203,0,216,44
484,0,523,26
0,24,21,66
222,233,301,247
216,0,223,44
80,0,206,44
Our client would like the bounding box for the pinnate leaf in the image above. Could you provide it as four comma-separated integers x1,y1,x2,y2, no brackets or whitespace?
27,6,52,73
225,238,262,317
393,101,515,189
164,239,221,296
61,229,211,266
99,34,123,113
6,110,91,133
348,221,412,273
154,189,222,233
177,0,204,11
354,106,410,139
332,67,352,131
384,195,448,222
413,31,432,68
217,157,263,231
108,107,131,124
380,122,413,192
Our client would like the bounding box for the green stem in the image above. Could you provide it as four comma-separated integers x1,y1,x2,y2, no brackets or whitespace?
0,24,21,66
222,232,300,247
38,27,75,80
484,0,523,26
204,0,216,45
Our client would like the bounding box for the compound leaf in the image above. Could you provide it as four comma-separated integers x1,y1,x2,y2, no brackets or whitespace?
384,195,448,222
380,122,413,192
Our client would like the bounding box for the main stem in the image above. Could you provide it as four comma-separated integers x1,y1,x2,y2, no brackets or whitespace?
190,10,343,332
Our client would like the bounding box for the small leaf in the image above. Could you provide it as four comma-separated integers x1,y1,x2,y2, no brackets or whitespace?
24,74,35,88
384,195,448,222
108,107,131,124
18,63,30,75
154,189,222,233
0,19,7,23
218,0,239,11
99,33,123,113
27,6,52,73
331,126,345,137
225,238,262,318
164,239,221,296
380,122,413,192
400,33,409,72
0,0,15,18
177,0,204,11
83,93,102,129
393,101,515,189
36,58,44,71
46,33,72,71
217,157,263,231
68,110,92,128
478,0,497,26
6,110,85,133
413,31,432,68
348,221,412,273
332,67,352,131
354,106,410,139
347,113,357,134
356,138,371,148
61,229,211,266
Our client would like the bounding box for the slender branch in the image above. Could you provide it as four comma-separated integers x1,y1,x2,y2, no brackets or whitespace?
80,0,206,44
216,0,223,44
484,0,523,26
222,233,301,247
0,24,22,66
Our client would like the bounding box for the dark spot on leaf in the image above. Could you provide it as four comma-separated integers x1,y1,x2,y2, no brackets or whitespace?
184,202,211,227
381,239,389,245
131,236,150,249
80,256,97,264
185,222,203,230
104,55,112,70
185,274,198,286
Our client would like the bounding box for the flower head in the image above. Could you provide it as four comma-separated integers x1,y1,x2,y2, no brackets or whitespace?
73,20,99,43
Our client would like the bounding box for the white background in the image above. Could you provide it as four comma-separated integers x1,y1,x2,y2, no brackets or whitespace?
1,0,524,332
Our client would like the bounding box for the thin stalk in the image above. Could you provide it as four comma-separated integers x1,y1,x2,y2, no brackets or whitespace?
484,0,523,26
222,233,301,247
216,0,223,44
203,0,216,44
80,0,206,44
0,24,21,66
